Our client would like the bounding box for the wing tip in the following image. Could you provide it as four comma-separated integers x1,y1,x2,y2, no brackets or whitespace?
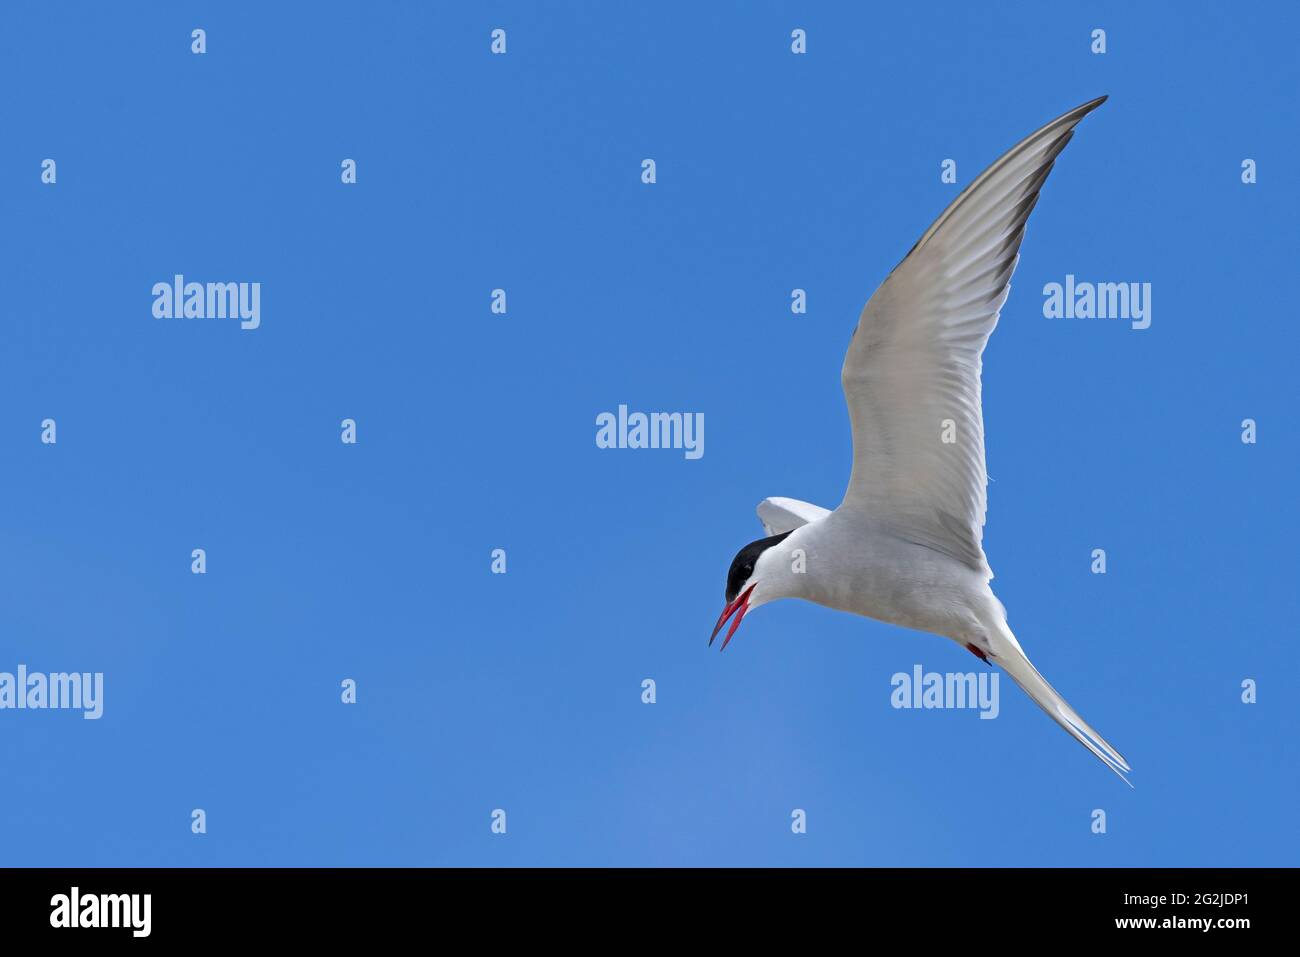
1065,94,1108,125
894,95,1107,267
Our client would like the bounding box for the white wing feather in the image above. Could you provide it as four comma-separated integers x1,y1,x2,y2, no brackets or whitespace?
840,96,1108,576
756,497,832,537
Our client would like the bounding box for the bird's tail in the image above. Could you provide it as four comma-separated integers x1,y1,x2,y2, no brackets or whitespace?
990,629,1132,786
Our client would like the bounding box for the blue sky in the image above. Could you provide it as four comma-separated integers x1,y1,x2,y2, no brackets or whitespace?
1,1,1296,866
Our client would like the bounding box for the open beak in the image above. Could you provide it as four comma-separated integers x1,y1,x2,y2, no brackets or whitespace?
709,583,756,650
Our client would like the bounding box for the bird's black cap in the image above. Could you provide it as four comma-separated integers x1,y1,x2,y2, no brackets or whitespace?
725,531,791,603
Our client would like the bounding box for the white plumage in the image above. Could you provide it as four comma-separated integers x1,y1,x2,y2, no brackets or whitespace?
716,97,1131,783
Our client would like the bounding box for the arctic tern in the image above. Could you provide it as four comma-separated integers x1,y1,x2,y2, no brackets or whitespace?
711,96,1131,783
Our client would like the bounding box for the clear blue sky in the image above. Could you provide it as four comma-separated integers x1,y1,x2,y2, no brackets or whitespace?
1,1,1296,866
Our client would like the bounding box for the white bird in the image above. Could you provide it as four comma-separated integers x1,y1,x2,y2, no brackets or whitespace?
712,96,1131,784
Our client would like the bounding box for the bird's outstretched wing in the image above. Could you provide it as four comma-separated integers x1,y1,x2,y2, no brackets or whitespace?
839,96,1107,576
757,497,831,537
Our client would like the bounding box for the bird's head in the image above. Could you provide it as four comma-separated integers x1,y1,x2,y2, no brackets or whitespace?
710,531,793,650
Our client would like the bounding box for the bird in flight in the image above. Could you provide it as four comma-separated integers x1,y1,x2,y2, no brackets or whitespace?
711,96,1131,783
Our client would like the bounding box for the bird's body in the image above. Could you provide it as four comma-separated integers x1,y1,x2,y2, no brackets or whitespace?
713,97,1131,783
766,513,999,645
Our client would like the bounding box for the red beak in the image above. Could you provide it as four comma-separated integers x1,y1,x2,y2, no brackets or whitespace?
709,583,756,650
